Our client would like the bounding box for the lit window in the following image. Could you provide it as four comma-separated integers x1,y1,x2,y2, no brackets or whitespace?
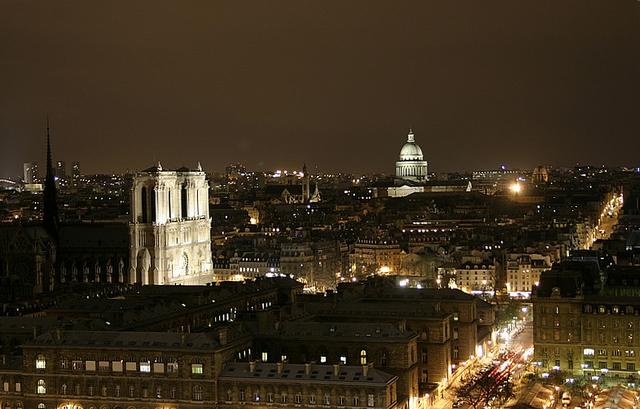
37,379,46,394
368,394,375,407
167,362,179,373
320,355,327,363
262,352,268,362
192,363,204,374
140,361,151,373
36,354,46,369
360,350,367,365
340,356,347,364
583,348,595,356
112,361,123,372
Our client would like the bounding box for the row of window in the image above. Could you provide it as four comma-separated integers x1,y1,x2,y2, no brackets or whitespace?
227,390,377,407
258,351,372,366
33,379,205,400
583,348,636,357
585,320,635,329
583,361,637,371
584,305,638,315
35,356,202,375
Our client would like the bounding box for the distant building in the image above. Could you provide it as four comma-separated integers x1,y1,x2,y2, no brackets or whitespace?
349,239,403,277
55,160,66,179
395,130,428,183
532,165,550,184
505,253,551,296
72,161,80,183
23,162,38,183
129,162,213,285
453,261,496,295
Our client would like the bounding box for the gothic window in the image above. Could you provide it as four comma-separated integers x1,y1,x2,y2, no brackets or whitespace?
150,187,156,222
182,253,189,276
141,187,148,223
192,385,203,401
181,184,188,218
360,349,367,365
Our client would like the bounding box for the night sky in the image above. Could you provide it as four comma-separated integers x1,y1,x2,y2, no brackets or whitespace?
1,1,639,177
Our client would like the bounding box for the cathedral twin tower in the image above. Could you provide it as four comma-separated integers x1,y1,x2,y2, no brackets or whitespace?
129,162,213,285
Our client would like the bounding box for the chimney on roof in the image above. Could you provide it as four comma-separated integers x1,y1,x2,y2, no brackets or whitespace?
333,363,340,376
249,360,256,373
277,361,284,374
218,328,228,345
305,362,311,375
363,363,371,377
181,333,186,346
33,327,37,339
55,328,61,341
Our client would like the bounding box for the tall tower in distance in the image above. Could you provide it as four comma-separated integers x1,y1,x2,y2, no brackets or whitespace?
72,161,81,186
128,162,212,285
42,119,59,238
56,160,66,179
23,162,39,183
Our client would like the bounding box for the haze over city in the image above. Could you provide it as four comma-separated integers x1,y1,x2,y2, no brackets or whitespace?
2,0,640,177
3,3,640,409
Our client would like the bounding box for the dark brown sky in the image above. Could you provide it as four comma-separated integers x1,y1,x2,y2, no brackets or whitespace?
1,1,639,177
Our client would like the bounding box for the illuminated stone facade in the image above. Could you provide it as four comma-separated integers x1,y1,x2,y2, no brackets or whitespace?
395,131,428,184
533,264,640,381
129,163,212,285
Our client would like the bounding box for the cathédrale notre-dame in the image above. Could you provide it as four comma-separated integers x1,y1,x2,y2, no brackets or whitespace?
1,125,640,409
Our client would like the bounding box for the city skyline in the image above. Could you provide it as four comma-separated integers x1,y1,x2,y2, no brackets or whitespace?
2,1,640,177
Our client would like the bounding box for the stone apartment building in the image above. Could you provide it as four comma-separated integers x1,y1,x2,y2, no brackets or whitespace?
0,330,251,409
349,240,403,278
505,253,551,295
533,263,640,382
218,362,399,409
453,261,496,294
252,322,418,406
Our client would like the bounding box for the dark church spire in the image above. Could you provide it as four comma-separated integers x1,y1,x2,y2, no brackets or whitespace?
43,117,59,237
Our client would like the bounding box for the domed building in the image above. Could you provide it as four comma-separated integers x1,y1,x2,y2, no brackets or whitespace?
395,129,428,183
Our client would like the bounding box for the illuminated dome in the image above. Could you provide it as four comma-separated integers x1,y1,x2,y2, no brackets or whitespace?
399,131,424,160
395,129,428,182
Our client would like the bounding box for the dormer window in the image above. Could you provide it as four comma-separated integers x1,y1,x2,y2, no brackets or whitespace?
35,354,46,369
